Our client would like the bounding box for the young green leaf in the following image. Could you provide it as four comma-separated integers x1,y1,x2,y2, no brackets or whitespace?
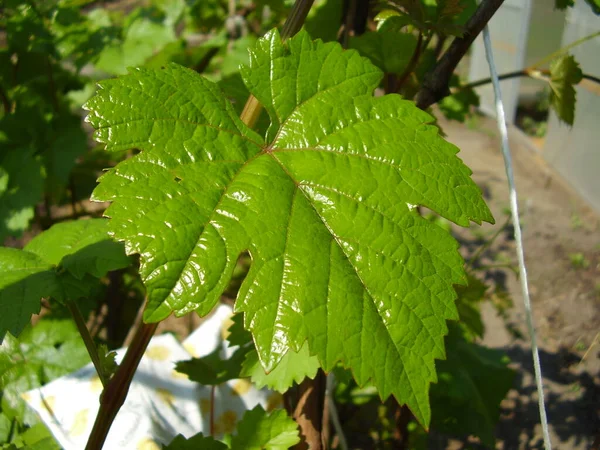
548,54,583,126
241,342,320,393
349,27,418,75
230,406,300,450
175,346,250,386
24,219,131,280
0,219,130,341
85,29,493,425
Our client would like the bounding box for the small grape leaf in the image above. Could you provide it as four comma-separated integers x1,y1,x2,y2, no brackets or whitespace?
85,29,493,425
241,342,320,392
348,26,418,75
430,325,515,447
226,313,320,392
230,406,300,450
175,346,250,386
98,343,118,379
439,76,480,123
24,219,131,279
0,219,130,342
548,54,583,126
164,433,228,450
0,319,89,424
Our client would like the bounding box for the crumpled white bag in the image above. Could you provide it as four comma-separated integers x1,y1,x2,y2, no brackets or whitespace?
23,304,282,449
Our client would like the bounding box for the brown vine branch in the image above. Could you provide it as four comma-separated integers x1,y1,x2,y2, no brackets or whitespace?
415,0,505,110
85,321,158,450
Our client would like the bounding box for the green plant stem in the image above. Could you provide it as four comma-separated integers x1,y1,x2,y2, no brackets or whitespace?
468,215,511,269
461,69,600,91
67,300,109,387
85,321,158,450
531,30,600,69
239,0,315,128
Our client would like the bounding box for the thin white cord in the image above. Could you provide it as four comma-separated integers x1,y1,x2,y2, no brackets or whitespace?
482,26,552,450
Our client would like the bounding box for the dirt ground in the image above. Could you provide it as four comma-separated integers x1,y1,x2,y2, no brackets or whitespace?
439,113,600,449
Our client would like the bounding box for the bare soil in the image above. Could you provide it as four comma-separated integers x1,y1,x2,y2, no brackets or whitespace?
440,113,600,450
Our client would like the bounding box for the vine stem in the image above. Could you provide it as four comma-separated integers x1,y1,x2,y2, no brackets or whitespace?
482,25,552,450
85,322,158,450
530,30,600,69
459,69,600,91
67,300,109,388
415,0,505,110
239,0,316,127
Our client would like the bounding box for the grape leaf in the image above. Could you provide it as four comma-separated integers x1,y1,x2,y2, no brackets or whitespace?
164,433,228,450
0,249,57,342
175,346,250,386
241,342,320,393
348,26,418,75
0,319,89,424
85,29,492,424
430,325,515,447
0,219,130,342
230,406,299,450
548,54,583,126
24,219,131,279
226,313,320,392
0,149,45,241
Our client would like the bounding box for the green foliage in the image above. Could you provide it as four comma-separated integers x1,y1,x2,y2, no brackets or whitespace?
0,319,89,425
85,29,492,424
430,325,515,447
225,314,321,392
164,406,299,449
439,76,480,123
0,219,130,341
548,54,583,126
349,25,418,74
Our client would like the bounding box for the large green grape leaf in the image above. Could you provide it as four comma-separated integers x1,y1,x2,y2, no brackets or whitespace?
85,29,492,425
0,219,130,342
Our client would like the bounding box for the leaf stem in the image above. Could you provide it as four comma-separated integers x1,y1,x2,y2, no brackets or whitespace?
67,300,109,388
239,0,316,128
85,321,158,450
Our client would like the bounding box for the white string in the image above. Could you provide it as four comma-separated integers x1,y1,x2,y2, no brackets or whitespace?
481,25,552,450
